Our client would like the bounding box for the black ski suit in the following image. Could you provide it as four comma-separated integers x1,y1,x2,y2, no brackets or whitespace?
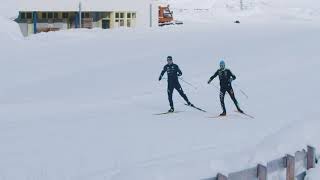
208,68,241,113
159,64,190,108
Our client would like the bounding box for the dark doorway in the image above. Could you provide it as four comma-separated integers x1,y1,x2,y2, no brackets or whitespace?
102,20,110,29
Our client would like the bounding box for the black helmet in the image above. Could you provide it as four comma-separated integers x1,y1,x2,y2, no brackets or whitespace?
167,56,173,61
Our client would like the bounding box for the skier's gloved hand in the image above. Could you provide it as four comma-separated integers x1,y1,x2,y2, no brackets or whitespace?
207,79,211,84
159,76,162,81
177,73,182,76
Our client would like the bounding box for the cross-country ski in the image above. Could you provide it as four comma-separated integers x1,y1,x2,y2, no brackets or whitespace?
153,111,184,115
234,110,255,119
184,104,207,112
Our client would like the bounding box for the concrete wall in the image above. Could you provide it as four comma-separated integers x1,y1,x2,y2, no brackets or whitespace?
18,23,28,36
27,23,33,35
18,22,69,36
37,22,68,29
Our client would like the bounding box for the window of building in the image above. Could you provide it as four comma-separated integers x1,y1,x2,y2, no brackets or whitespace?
127,13,131,19
104,12,111,18
48,12,53,19
86,12,90,18
42,12,47,19
120,13,124,18
26,12,32,19
132,13,136,18
62,12,69,19
20,12,26,19
81,12,90,18
127,19,131,27
115,12,125,27
54,12,58,19
120,19,124,27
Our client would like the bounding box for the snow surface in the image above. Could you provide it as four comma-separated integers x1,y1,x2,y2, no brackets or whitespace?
0,16,22,41
165,0,320,9
305,164,320,180
0,1,320,180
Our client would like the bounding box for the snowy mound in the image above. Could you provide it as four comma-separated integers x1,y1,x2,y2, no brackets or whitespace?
305,164,320,180
164,0,320,21
0,18,319,179
0,16,23,42
166,0,320,9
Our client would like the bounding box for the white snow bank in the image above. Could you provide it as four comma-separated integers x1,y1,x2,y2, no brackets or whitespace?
166,0,320,22
166,0,320,9
0,19,318,180
305,164,320,180
0,16,23,43
243,118,320,166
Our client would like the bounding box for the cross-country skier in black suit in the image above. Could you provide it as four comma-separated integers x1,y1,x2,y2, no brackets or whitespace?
208,60,243,116
159,56,193,112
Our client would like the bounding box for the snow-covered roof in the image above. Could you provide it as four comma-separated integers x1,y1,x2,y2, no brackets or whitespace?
18,0,154,12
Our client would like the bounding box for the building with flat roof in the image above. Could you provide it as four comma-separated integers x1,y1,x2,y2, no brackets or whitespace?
15,0,158,36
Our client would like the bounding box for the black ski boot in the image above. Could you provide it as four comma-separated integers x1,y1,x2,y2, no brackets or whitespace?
220,112,227,116
168,107,174,113
237,109,244,113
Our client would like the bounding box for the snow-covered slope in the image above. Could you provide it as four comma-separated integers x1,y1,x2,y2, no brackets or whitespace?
0,0,319,180
165,0,320,9
2,0,320,20
0,17,319,179
149,0,316,28
305,164,320,180
0,16,22,42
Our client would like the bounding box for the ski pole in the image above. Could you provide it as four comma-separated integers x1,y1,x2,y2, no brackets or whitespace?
209,83,224,95
233,83,249,99
210,83,220,91
179,77,197,90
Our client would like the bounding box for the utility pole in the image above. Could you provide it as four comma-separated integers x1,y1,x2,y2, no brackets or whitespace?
79,2,82,28
150,3,153,27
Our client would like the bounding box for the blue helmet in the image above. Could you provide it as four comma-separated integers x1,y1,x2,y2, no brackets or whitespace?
219,60,225,69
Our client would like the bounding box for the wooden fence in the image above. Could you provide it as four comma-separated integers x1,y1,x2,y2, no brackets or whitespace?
203,145,317,180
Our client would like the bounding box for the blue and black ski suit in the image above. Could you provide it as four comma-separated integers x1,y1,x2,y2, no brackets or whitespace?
159,64,190,108
208,69,241,113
